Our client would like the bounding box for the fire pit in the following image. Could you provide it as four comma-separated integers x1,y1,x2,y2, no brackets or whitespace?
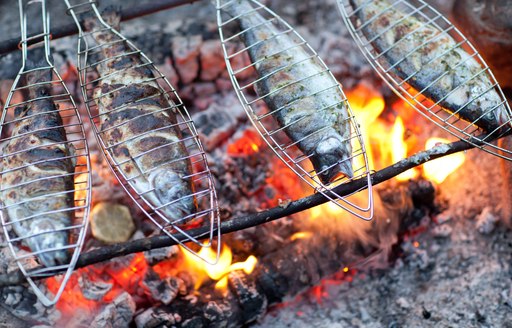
0,0,511,327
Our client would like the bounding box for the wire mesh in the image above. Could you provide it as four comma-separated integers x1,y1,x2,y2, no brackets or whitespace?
216,0,374,220
0,0,92,306
64,0,221,262
337,0,512,159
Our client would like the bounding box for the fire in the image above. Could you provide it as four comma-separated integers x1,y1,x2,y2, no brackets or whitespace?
423,138,465,184
227,128,262,156
391,117,419,181
290,231,313,241
181,245,258,292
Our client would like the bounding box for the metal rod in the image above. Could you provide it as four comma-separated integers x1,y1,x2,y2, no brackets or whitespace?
0,0,200,56
0,130,498,287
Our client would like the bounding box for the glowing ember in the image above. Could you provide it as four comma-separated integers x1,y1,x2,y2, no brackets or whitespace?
423,138,465,184
227,128,262,156
181,245,258,291
391,117,419,181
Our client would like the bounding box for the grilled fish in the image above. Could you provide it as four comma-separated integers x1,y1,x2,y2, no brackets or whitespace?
1,63,74,267
350,0,510,132
82,9,197,223
222,0,353,184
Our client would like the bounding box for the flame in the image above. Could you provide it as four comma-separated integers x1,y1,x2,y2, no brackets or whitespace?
290,231,313,241
423,138,465,184
391,117,419,181
347,83,385,171
181,245,258,291
227,128,262,156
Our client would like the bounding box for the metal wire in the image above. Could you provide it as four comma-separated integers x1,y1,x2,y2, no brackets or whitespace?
0,0,92,306
337,0,512,160
216,0,374,220
63,0,221,263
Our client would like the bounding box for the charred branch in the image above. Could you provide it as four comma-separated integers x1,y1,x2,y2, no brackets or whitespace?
0,132,491,287
0,0,199,56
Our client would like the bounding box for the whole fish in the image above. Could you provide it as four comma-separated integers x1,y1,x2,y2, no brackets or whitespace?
350,0,510,132
222,0,353,184
1,63,74,267
82,9,197,223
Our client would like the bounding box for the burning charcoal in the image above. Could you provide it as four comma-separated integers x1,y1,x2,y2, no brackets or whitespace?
78,275,113,301
156,57,179,88
141,268,181,305
192,100,241,151
172,35,202,84
228,271,267,323
90,203,136,244
135,308,180,328
90,292,136,328
475,207,499,235
199,40,225,81
143,246,179,265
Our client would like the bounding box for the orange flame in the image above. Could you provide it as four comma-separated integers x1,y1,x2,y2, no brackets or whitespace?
181,245,258,292
227,129,262,156
423,138,465,184
391,117,419,181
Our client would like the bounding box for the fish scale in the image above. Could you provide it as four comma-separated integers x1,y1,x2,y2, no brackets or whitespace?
64,0,220,263
0,0,92,306
337,0,512,160
216,0,373,220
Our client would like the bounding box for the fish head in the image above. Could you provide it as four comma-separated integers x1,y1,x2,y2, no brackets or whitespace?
26,218,70,268
312,135,354,185
152,170,197,224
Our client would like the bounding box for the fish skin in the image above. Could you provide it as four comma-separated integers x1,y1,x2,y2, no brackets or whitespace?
350,0,510,132
1,65,74,267
222,0,353,184
83,9,197,223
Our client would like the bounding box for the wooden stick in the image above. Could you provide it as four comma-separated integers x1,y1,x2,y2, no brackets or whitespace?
0,0,200,55
0,133,485,287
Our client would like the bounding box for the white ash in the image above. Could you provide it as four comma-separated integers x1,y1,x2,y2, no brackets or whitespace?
475,207,499,235
143,245,179,266
90,292,136,328
78,275,113,301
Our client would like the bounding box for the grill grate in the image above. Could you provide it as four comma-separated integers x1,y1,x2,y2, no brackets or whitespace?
337,0,512,159
0,0,92,306
64,0,221,263
216,0,374,220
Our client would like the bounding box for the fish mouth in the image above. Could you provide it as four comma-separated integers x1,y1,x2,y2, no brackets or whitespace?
24,219,71,268
152,170,197,224
28,232,70,268
311,136,353,185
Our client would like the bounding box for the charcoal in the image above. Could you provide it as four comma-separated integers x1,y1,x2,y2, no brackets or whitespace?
135,308,179,328
89,292,136,328
141,268,181,305
78,275,113,301
143,245,179,265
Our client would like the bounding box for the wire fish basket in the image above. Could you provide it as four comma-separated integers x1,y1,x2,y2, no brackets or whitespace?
0,0,92,306
337,0,512,159
64,0,221,261
216,0,373,220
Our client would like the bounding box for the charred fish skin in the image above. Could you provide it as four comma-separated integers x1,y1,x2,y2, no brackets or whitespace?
1,63,74,268
222,0,353,184
82,9,197,223
350,0,510,132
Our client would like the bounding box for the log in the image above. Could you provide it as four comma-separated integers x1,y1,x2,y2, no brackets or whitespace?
0,0,200,55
